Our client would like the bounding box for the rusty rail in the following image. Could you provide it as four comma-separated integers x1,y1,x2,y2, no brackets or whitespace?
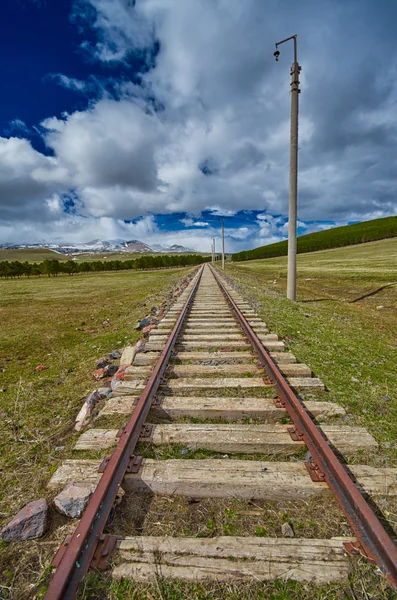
210,265,397,590
44,266,204,600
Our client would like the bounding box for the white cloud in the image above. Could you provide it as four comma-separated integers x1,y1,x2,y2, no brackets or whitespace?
9,119,30,134
0,212,254,252
228,226,250,240
209,207,238,217
1,0,397,246
179,218,194,227
72,0,155,62
0,214,158,245
42,99,161,194
51,74,88,92
0,137,68,221
46,194,63,213
180,218,209,227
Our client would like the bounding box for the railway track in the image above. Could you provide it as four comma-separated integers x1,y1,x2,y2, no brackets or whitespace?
45,263,397,598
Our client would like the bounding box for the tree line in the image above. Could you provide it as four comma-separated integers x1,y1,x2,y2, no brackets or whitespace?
232,216,397,262
0,253,211,278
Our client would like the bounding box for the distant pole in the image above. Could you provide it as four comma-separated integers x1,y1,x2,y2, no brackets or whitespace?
221,221,225,270
211,239,215,264
213,238,216,264
274,35,301,301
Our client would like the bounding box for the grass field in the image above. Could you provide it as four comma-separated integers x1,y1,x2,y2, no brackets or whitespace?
232,215,397,261
1,240,396,599
77,237,396,600
0,248,70,262
225,238,397,449
0,266,195,598
0,249,207,263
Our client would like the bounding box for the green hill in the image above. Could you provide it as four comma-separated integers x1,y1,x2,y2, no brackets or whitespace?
232,215,397,262
0,248,70,262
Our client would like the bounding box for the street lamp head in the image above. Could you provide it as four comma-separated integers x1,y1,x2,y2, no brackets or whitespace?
274,49,280,61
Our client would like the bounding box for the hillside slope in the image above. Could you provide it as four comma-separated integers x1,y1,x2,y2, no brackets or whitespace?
0,248,70,262
232,215,397,261
226,237,397,316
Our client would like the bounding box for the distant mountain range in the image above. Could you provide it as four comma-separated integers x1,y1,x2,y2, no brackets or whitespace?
0,239,196,255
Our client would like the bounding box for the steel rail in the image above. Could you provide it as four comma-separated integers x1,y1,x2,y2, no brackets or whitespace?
44,265,204,600
210,265,397,590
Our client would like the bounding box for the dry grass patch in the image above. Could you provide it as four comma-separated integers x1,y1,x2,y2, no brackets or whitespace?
108,493,352,540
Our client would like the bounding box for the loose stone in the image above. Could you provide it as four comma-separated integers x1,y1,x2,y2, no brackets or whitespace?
1,499,48,541
96,358,109,369
54,483,96,518
281,522,295,537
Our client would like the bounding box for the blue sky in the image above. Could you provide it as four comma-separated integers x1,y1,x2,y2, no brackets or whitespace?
1,0,396,252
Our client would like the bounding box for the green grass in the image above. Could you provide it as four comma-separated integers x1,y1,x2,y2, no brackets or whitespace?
71,251,208,262
0,249,208,263
71,564,396,600
0,266,196,598
0,248,70,262
0,267,195,511
2,245,397,600
133,442,307,462
220,238,397,456
232,215,397,261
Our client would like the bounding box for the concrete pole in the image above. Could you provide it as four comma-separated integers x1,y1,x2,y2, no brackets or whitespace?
287,58,300,301
221,220,225,270
274,35,301,301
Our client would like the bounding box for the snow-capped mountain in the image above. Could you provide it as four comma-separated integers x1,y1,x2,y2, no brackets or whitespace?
0,240,196,254
151,243,195,253
123,240,153,252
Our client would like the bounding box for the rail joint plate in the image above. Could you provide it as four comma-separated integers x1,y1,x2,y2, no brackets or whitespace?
152,394,163,406
272,397,285,408
139,424,154,439
125,455,143,474
91,534,118,570
305,461,326,482
287,426,305,441
51,533,117,572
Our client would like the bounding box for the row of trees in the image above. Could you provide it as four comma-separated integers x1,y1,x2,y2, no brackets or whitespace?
232,216,397,262
0,254,211,278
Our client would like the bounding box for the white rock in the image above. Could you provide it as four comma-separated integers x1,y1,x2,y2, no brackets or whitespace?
54,483,96,518
74,403,90,431
281,522,295,537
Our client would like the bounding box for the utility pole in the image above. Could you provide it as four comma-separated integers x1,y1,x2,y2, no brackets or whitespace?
211,238,215,264
221,220,225,270
274,35,301,301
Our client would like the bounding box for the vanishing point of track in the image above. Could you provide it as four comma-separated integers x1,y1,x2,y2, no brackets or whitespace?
45,264,397,599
